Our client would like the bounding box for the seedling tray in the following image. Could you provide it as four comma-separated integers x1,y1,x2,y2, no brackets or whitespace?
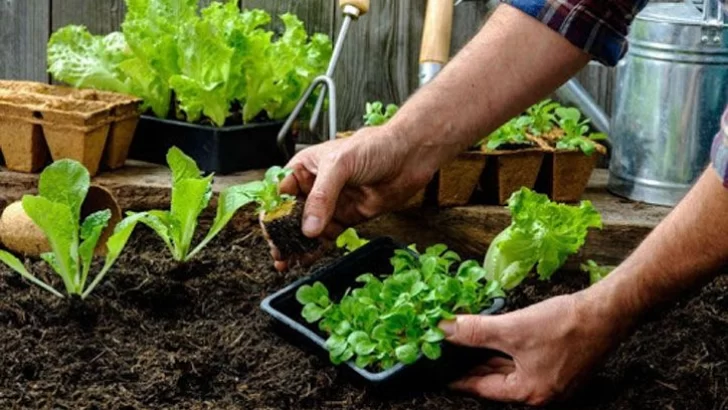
129,116,292,174
261,237,506,391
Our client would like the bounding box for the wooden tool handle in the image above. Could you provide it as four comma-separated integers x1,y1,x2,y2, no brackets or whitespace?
339,0,370,15
419,0,454,64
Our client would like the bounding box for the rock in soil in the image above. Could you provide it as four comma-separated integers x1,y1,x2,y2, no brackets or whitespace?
0,223,725,410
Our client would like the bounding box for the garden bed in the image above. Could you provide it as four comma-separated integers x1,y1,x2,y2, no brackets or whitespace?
0,215,726,409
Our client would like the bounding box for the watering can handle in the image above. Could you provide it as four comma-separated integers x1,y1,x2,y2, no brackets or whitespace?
684,0,725,24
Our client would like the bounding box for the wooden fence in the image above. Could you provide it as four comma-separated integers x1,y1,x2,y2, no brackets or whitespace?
0,0,675,133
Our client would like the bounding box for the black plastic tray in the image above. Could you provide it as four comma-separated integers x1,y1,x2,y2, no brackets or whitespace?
260,237,506,390
128,115,293,174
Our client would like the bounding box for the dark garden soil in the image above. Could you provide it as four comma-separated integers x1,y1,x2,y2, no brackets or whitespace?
0,215,726,410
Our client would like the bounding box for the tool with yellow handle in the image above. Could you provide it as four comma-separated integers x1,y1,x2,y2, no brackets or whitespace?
277,0,370,159
419,0,455,86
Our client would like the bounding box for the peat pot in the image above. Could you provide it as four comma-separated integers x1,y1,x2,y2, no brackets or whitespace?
608,0,728,206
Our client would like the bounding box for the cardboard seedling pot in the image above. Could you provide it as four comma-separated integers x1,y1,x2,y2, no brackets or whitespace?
0,185,122,256
480,148,545,205
0,93,50,172
0,81,141,171
40,99,114,176
536,150,600,203
436,151,488,207
261,237,506,391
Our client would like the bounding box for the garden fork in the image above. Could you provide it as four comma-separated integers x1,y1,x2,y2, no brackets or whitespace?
276,0,370,160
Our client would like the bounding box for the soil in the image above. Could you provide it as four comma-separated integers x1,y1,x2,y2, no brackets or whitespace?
261,200,322,260
0,219,726,410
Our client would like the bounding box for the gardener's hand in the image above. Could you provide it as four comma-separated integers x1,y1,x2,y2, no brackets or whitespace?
439,291,627,406
267,126,440,272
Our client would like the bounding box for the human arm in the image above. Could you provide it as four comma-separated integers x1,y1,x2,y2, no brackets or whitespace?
440,168,728,405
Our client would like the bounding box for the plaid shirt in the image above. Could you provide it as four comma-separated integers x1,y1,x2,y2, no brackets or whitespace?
505,0,728,189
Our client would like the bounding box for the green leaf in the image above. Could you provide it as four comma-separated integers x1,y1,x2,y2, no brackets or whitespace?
335,228,369,253
302,304,326,323
22,195,79,295
296,282,329,305
484,188,603,289
326,335,348,357
581,260,614,285
422,342,442,360
48,25,131,94
167,147,202,183
355,354,375,369
0,250,63,298
395,343,419,365
82,212,145,298
421,328,445,343
78,210,112,288
37,159,90,222
170,176,213,261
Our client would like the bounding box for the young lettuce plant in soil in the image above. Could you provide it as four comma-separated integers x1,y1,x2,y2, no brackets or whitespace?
552,107,608,155
478,115,535,151
581,260,615,285
336,227,370,254
526,99,562,136
363,102,399,126
297,244,504,370
484,187,603,290
0,160,143,299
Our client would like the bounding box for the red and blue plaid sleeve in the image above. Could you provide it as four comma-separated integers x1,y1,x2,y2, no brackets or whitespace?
503,0,648,66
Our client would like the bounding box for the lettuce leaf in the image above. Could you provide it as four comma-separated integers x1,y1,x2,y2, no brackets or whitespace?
47,25,131,94
483,188,603,290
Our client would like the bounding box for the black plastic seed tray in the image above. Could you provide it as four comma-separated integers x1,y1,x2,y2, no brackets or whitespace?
129,116,293,174
260,237,506,390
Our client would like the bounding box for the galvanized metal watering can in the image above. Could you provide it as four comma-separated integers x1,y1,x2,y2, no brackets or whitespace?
558,0,728,206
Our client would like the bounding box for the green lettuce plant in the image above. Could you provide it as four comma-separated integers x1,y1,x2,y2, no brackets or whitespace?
47,0,333,126
526,99,561,135
581,260,615,285
480,115,534,151
297,245,503,370
336,228,369,254
554,107,607,155
483,188,603,290
134,147,293,262
0,160,143,299
363,102,399,126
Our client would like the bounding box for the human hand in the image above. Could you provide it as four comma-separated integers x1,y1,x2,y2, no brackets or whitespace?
267,126,440,271
439,292,628,406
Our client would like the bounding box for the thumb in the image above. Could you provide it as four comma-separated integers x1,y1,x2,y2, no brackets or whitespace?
302,161,349,238
439,315,511,353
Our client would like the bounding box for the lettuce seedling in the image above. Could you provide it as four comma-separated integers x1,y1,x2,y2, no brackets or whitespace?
0,160,143,299
363,102,399,126
554,107,607,155
480,116,534,151
297,245,503,370
336,228,369,254
526,99,561,136
483,188,603,290
580,260,615,285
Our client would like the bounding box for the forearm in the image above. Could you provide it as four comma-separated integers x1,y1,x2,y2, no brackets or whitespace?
585,169,728,330
385,4,589,168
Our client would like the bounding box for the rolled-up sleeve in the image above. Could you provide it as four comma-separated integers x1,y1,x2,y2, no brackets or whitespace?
502,0,648,66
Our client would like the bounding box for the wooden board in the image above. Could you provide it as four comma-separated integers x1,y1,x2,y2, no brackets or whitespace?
0,0,50,82
239,0,334,36
0,164,671,263
51,0,126,36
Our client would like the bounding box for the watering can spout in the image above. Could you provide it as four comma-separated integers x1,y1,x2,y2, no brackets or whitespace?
555,79,611,134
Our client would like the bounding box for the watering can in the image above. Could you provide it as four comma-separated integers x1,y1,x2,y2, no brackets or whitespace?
556,0,728,206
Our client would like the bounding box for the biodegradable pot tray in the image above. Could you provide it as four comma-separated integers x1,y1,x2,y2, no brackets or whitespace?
129,116,291,174
480,148,545,205
261,237,506,390
436,151,488,207
0,96,49,173
536,150,600,202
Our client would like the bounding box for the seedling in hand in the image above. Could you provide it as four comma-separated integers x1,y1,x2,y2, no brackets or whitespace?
0,160,143,298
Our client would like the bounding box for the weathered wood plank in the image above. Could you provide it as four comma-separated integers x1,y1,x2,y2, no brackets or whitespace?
0,0,50,82
239,0,334,37
51,0,126,36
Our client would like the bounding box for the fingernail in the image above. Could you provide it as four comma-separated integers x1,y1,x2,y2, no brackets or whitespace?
302,215,322,237
439,320,456,337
